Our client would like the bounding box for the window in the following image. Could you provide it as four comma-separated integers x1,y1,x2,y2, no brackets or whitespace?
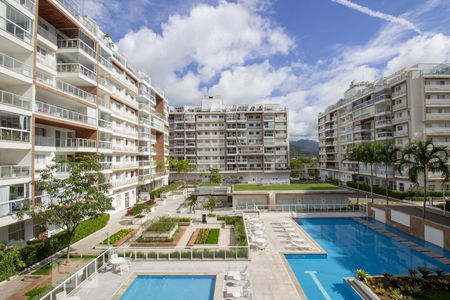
8,221,25,240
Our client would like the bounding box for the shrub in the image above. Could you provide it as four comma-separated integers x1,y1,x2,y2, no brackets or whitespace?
217,216,247,246
0,244,25,281
25,286,51,300
18,214,109,270
417,267,432,278
145,217,177,232
102,228,134,245
127,201,155,216
356,269,369,281
150,181,184,199
176,217,192,223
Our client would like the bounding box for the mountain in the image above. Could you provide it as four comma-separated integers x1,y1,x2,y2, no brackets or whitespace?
290,139,319,156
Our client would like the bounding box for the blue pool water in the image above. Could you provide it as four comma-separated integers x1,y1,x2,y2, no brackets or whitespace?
120,275,216,300
285,218,450,300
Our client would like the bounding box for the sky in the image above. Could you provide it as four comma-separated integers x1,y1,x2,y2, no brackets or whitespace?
81,0,450,141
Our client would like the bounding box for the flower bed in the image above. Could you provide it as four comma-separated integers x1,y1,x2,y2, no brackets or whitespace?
195,229,220,245
356,268,450,299
217,216,247,246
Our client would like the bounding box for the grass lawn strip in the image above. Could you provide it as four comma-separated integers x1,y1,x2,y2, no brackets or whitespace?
195,228,220,244
233,183,338,191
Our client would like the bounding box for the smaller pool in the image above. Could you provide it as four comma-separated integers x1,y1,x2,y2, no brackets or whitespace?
119,275,216,300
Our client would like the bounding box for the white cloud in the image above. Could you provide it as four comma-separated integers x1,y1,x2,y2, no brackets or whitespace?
331,0,421,33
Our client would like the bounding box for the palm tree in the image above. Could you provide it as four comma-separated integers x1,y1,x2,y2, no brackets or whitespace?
360,142,382,203
176,159,193,183
187,195,199,214
342,144,364,206
399,140,450,219
377,141,399,207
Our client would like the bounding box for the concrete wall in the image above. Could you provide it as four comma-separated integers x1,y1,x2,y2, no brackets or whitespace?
368,203,450,250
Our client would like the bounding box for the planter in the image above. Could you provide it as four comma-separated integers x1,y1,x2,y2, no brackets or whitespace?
112,229,138,247
142,224,178,240
132,215,149,225
178,221,192,226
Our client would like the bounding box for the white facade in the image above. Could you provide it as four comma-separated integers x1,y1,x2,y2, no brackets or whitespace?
318,63,450,192
0,0,169,242
169,97,290,184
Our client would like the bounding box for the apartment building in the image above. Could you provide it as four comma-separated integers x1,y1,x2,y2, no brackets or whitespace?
169,97,290,184
0,0,169,242
318,63,450,192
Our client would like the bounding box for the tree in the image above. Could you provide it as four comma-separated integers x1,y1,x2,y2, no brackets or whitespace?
377,141,399,206
0,244,25,281
399,140,450,219
203,195,219,214
209,168,221,184
342,144,364,205
33,155,112,262
360,142,382,203
187,195,199,214
156,160,166,173
176,159,193,182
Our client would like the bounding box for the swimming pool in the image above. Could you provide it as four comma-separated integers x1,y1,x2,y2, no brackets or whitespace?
285,218,450,300
119,275,216,300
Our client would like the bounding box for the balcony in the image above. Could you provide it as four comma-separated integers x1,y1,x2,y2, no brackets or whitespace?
112,162,139,169
112,144,138,152
425,84,450,92
0,52,32,79
111,125,138,138
0,198,30,218
354,125,372,132
98,141,112,150
37,22,57,45
426,99,450,106
392,90,407,99
0,14,33,45
36,72,96,103
0,90,31,110
425,127,450,135
0,165,30,180
375,119,391,128
35,100,96,127
426,113,450,121
58,39,96,60
0,127,30,144
35,136,97,150
392,102,407,111
57,63,96,85
98,119,112,130
377,132,393,139
111,177,138,188
394,130,408,137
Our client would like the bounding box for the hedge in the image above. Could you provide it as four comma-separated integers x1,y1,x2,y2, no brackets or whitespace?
18,214,109,269
102,228,134,245
217,216,247,246
346,181,445,199
150,181,184,199
127,200,156,216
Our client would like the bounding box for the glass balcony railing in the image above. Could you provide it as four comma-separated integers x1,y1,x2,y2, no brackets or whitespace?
0,15,33,45
0,90,31,110
58,39,96,59
37,22,57,44
0,127,30,143
99,56,113,71
98,141,112,149
0,165,30,180
57,63,96,81
0,52,32,77
56,0,80,19
0,198,30,217
35,100,97,126
56,138,97,148
36,72,96,103
98,119,112,130
14,0,35,13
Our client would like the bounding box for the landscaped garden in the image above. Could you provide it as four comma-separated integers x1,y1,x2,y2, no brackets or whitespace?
233,183,338,191
217,216,247,246
132,217,191,246
356,267,450,299
101,228,135,246
194,228,220,245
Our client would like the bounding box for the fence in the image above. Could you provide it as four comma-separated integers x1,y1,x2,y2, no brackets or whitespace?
39,250,111,300
234,203,365,214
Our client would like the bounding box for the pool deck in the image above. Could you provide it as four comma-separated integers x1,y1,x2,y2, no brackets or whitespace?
68,212,364,300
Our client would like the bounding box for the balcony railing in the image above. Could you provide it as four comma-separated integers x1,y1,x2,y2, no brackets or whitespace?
0,90,31,110
56,0,80,20
98,119,112,130
14,0,35,13
112,144,138,152
0,165,30,180
111,177,138,187
98,76,114,92
35,100,97,126
57,63,96,81
0,15,33,45
0,198,30,217
58,138,97,148
37,22,57,44
426,113,450,120
36,72,96,103
0,127,30,143
111,126,138,138
98,141,112,149
58,39,96,59
112,162,139,169
425,84,450,92
0,52,32,77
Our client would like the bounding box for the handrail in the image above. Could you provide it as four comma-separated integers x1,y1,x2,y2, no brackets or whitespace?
57,38,96,59
234,203,362,213
35,100,97,126
37,22,56,43
0,15,33,44
37,72,96,103
0,127,31,143
0,165,31,179
0,52,32,77
14,0,35,13
0,90,31,110
0,198,30,217
57,63,96,81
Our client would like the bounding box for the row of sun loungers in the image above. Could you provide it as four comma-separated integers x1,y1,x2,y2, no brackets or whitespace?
274,220,312,250
244,214,268,250
224,265,252,299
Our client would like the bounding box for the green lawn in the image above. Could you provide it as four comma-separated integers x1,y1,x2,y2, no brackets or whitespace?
233,183,339,191
195,228,220,244
199,182,221,187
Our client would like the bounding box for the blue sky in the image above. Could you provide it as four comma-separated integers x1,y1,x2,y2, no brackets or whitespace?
83,0,450,140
